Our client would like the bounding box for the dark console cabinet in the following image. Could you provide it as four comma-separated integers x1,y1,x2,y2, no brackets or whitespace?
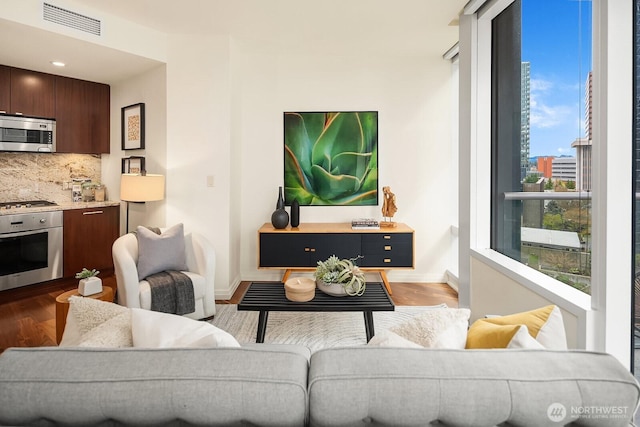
258,222,414,294
260,233,362,267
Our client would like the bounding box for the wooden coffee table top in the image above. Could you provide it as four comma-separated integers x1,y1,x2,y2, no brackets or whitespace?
238,281,394,312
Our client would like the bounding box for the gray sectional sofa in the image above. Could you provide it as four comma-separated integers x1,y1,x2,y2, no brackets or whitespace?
0,345,638,426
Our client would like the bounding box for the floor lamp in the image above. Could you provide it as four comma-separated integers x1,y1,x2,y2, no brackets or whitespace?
120,172,165,233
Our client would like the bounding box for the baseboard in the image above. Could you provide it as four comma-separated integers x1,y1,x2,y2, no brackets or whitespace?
445,269,459,292
214,275,242,300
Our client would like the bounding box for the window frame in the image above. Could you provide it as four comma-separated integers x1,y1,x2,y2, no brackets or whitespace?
458,0,633,365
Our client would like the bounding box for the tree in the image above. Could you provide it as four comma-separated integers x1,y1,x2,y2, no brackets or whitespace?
566,180,576,190
524,174,541,183
545,200,562,215
544,178,554,190
543,213,564,230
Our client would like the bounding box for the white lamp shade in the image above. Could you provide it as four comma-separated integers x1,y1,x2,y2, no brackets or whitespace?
120,174,165,202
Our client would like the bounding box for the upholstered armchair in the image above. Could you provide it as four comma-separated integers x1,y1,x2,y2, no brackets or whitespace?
112,228,216,320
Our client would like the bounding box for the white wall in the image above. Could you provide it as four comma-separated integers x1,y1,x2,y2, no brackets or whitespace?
164,35,237,299
233,45,457,288
1,2,460,300
104,65,167,234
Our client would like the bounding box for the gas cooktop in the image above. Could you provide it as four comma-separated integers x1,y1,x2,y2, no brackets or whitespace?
1,200,58,210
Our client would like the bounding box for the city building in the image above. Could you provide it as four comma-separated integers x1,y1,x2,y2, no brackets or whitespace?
572,137,592,191
551,157,577,183
520,62,531,181
537,156,555,178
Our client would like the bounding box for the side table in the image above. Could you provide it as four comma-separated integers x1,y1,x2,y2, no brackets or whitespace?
55,286,114,344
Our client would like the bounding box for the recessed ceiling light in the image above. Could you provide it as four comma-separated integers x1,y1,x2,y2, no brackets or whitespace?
51,61,65,67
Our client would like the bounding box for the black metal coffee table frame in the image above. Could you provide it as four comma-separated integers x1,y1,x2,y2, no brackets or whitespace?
238,282,395,343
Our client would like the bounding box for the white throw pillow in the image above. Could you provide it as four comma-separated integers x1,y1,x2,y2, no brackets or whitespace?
367,330,424,348
507,325,545,349
130,308,240,348
60,296,129,347
388,308,471,349
136,223,188,280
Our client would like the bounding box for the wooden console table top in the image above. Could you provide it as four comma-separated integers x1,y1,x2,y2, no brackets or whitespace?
258,222,413,233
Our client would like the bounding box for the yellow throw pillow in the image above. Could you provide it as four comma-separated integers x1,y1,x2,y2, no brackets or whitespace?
465,320,543,349
482,305,567,350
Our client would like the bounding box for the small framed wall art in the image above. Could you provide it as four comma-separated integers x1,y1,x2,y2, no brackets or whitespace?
121,103,145,150
121,156,145,174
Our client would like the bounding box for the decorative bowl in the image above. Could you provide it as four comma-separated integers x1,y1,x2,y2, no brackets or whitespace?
316,279,348,297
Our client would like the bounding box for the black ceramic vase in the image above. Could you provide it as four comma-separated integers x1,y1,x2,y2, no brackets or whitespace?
271,187,289,229
276,186,285,210
271,208,289,229
290,198,300,227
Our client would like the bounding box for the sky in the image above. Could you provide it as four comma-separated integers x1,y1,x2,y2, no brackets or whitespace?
522,0,592,158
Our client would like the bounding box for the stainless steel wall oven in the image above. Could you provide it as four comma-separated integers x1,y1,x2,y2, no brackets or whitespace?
0,205,63,291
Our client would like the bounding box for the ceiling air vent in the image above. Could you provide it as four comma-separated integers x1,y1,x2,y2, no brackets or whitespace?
43,3,101,36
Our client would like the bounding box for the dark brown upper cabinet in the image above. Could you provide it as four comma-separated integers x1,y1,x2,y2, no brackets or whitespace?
55,75,110,154
0,67,55,118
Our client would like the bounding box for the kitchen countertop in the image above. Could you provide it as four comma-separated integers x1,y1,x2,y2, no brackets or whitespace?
0,201,120,216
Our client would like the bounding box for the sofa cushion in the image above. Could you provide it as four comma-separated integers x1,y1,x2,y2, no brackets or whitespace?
466,320,544,349
308,348,640,427
136,223,188,280
0,347,309,427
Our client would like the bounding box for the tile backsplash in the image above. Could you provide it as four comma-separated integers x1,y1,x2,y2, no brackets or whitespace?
0,153,102,204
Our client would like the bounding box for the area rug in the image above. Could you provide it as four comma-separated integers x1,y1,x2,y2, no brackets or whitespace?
210,304,446,353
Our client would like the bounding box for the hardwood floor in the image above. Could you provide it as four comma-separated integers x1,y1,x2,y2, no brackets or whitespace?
0,276,458,354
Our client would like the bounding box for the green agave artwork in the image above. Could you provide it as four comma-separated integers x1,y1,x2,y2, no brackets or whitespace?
284,111,378,206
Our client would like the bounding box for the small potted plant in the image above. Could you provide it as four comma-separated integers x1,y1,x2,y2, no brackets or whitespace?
314,255,366,297
76,268,102,296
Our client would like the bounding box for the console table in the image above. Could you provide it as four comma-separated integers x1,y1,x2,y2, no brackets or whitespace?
258,222,415,295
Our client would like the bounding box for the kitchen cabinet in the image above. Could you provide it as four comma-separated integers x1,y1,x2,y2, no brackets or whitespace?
63,206,120,278
1,67,56,118
0,65,9,113
55,75,110,154
258,222,415,294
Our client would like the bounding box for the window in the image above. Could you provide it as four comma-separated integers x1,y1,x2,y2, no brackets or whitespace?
491,0,593,294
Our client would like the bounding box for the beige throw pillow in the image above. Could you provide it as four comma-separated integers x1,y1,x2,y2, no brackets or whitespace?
386,308,471,349
60,296,132,347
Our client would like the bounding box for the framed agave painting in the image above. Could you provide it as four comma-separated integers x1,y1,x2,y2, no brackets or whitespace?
284,111,378,206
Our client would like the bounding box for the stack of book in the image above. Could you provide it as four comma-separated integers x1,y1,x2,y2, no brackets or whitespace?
351,218,380,229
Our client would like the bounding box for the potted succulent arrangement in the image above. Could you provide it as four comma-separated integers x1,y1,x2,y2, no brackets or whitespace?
314,255,366,297
76,268,102,296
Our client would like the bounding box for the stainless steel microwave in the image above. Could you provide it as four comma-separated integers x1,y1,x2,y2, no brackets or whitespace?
0,115,56,153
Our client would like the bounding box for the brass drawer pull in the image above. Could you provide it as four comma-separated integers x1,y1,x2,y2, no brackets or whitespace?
384,245,392,251
383,235,391,240
305,248,310,252
310,248,316,252
384,258,391,263
83,211,103,215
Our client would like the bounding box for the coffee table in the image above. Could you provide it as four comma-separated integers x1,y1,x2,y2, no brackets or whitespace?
238,281,394,343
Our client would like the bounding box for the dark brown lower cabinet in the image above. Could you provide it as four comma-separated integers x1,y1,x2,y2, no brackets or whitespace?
63,206,120,278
